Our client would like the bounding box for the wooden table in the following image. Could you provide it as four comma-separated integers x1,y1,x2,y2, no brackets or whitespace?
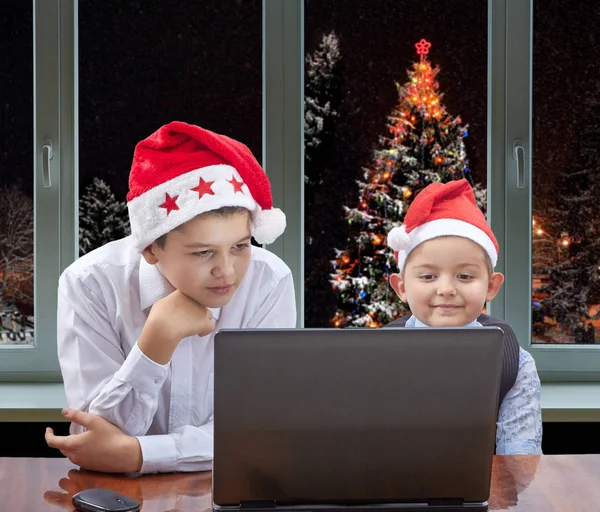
2,455,600,511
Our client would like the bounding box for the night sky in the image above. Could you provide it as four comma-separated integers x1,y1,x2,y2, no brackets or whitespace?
306,0,488,186
1,1,33,196
2,0,600,211
532,0,600,211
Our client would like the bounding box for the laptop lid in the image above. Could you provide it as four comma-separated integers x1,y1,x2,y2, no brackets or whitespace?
213,327,504,509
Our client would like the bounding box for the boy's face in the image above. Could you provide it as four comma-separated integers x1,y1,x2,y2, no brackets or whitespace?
143,210,253,308
390,236,504,327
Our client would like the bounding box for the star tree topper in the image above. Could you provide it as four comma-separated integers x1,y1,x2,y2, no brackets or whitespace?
415,38,432,61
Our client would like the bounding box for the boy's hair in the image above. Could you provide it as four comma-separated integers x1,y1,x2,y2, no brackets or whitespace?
154,206,248,249
402,235,494,275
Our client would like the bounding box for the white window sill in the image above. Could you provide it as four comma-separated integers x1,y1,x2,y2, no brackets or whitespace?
540,382,600,422
0,383,68,422
0,382,599,422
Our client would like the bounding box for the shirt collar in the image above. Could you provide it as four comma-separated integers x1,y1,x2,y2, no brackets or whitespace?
408,315,481,328
138,255,221,320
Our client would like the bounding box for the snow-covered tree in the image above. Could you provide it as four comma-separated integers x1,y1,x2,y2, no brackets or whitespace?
0,185,33,311
304,31,341,173
79,178,131,255
537,91,600,335
304,31,345,327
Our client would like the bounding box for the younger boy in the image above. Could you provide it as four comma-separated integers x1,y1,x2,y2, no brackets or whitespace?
386,179,542,455
46,121,296,473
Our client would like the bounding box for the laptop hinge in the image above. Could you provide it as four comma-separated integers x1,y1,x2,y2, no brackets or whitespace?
240,501,276,509
428,498,464,507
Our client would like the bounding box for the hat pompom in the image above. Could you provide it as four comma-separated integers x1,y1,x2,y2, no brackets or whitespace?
387,225,411,251
253,207,286,245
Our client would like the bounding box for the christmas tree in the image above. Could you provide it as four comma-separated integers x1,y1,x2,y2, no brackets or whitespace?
536,91,600,338
304,31,345,327
331,39,482,328
79,178,131,256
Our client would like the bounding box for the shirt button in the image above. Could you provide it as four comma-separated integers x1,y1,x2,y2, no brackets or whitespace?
154,377,161,384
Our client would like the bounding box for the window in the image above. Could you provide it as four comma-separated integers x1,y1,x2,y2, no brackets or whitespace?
7,0,597,380
500,0,600,379
0,0,73,378
304,0,488,328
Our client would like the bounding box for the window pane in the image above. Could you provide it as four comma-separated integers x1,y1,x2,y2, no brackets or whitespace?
305,0,488,327
532,2,600,344
78,1,262,255
0,2,34,347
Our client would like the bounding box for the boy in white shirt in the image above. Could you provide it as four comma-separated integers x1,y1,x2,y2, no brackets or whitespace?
45,121,296,473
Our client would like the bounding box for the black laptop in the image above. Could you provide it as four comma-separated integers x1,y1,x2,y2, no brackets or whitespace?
213,327,504,512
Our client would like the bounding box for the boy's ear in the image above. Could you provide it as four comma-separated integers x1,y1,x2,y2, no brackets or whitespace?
486,272,505,302
389,273,408,302
142,244,159,265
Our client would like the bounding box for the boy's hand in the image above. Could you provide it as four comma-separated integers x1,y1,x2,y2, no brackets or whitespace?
139,290,216,364
45,409,143,474
150,289,216,340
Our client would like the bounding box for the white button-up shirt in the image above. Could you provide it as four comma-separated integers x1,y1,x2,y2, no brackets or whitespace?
57,235,296,474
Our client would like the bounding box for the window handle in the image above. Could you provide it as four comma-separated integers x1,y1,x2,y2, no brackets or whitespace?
41,138,53,188
512,139,525,189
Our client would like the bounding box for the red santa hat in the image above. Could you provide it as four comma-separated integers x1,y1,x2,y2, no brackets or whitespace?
126,121,286,252
387,179,498,271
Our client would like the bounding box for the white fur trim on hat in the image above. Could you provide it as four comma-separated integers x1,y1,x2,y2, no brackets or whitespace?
395,218,498,271
128,164,258,251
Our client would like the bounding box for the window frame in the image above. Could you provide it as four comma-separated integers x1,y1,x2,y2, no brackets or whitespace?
488,0,600,381
263,0,304,328
0,0,76,380
6,0,597,382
